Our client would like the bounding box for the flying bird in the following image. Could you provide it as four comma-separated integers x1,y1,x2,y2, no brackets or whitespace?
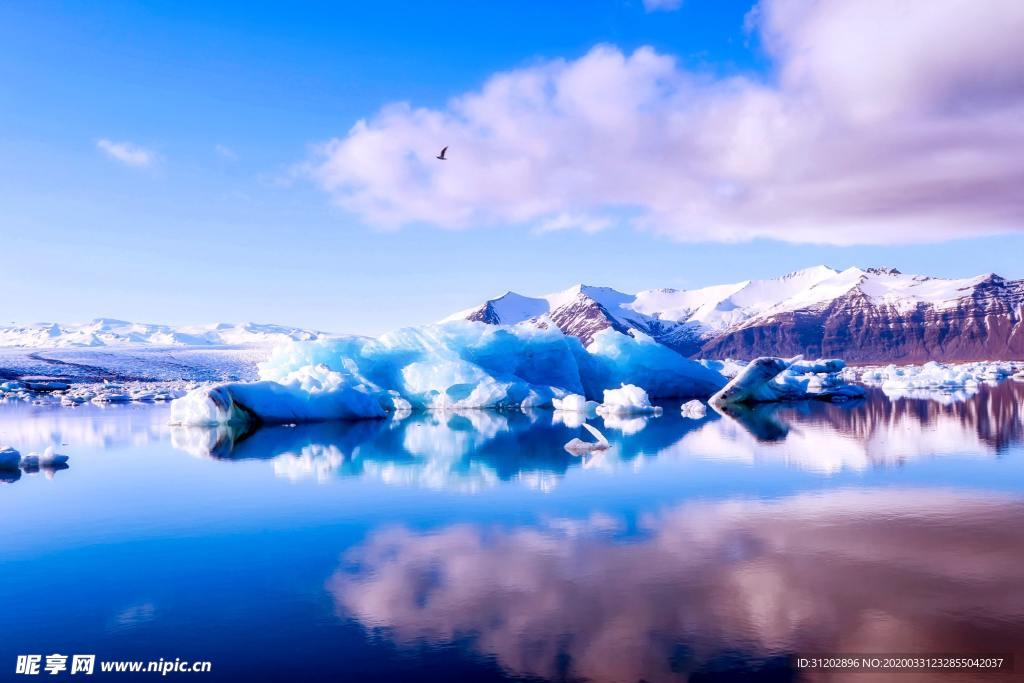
436,146,448,160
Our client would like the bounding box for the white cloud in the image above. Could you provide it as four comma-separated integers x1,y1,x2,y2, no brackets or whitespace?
96,139,155,167
308,0,1024,245
642,0,683,12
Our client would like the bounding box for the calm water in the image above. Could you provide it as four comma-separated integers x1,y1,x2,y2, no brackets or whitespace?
2,384,1023,682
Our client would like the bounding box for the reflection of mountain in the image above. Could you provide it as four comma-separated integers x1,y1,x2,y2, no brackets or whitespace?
170,383,1024,486
824,382,1024,454
329,490,1024,683
690,384,1024,473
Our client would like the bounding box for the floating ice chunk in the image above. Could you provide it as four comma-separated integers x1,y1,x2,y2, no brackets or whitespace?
0,446,21,470
857,361,1018,400
680,400,707,419
552,394,598,412
92,391,132,404
563,422,610,454
710,358,791,405
38,446,69,467
711,357,865,406
170,380,386,426
597,384,660,415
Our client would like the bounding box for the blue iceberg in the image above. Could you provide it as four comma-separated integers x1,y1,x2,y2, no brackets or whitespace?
171,322,728,426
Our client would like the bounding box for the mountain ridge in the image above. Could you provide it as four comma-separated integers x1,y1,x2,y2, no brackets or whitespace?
443,266,1024,362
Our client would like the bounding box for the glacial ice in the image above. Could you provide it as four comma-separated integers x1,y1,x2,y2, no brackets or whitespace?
710,357,865,406
171,322,726,425
857,361,1020,400
37,446,69,467
0,446,20,470
680,400,707,419
596,384,661,416
170,378,387,426
552,394,598,413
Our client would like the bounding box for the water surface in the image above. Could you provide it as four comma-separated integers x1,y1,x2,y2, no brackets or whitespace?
2,384,1023,681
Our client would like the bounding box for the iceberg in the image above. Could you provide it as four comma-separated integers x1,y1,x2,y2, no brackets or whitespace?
171,322,726,426
710,357,865,406
170,379,387,426
680,399,707,419
551,393,598,413
37,446,69,467
0,446,20,470
596,384,661,416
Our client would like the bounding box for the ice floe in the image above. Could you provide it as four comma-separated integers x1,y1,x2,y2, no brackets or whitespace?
596,384,661,416
0,446,20,470
1,379,190,407
552,394,598,413
0,444,69,475
680,400,707,419
855,361,1021,400
710,357,865,406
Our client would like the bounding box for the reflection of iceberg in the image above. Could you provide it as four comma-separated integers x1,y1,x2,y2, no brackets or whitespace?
329,490,1024,683
170,403,709,491
599,411,651,435
170,323,726,425
169,382,1024,484
563,422,610,454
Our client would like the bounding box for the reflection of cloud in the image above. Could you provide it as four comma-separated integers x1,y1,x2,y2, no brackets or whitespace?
329,490,1024,683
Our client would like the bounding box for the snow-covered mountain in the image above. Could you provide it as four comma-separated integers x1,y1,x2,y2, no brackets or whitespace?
0,319,324,348
443,266,1024,362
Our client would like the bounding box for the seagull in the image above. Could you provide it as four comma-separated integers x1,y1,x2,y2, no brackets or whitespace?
436,146,448,160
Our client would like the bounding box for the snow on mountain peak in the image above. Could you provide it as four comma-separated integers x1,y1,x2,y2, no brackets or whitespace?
443,265,1022,360
0,320,325,349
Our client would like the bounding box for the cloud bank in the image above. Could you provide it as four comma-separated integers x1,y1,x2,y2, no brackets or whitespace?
96,138,155,167
309,0,1024,244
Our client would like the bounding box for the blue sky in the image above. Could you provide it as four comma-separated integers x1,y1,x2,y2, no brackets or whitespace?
3,1,1023,334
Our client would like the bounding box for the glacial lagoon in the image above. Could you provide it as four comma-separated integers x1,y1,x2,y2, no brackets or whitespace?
2,384,1023,681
